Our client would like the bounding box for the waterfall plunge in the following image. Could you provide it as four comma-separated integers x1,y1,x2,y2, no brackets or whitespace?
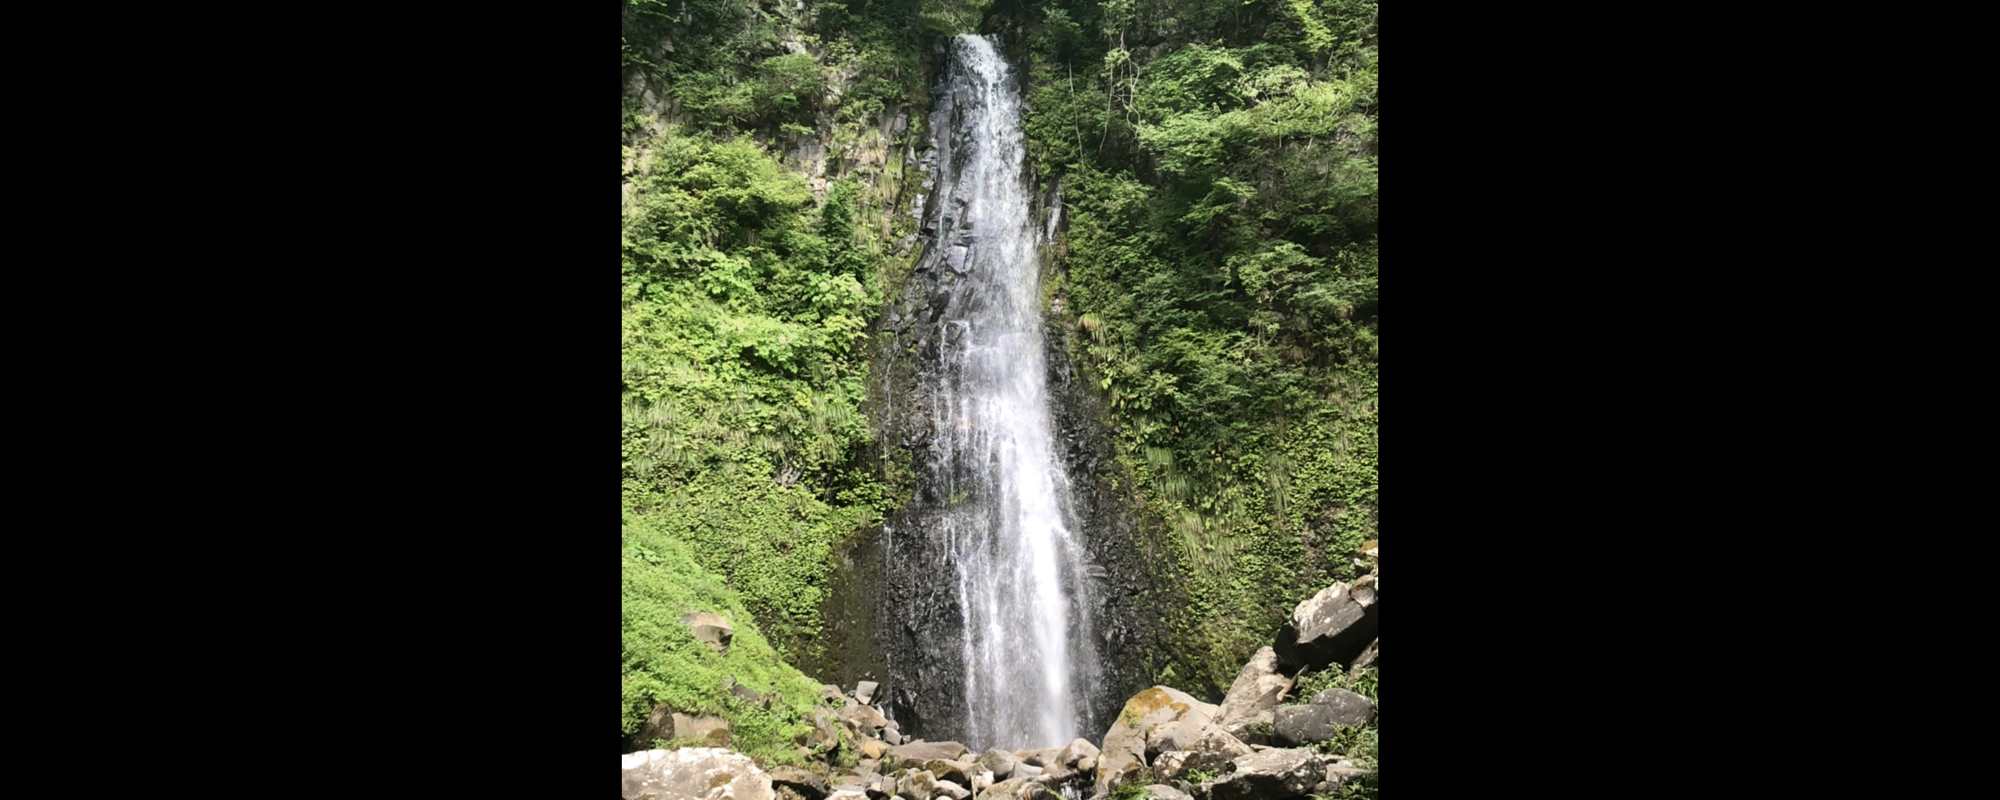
915,34,1101,752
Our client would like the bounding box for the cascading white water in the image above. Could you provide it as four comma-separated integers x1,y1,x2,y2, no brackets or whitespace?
921,34,1100,751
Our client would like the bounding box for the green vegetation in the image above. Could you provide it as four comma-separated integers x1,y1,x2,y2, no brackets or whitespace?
1012,0,1379,697
1292,664,1378,705
620,0,933,761
622,514,831,764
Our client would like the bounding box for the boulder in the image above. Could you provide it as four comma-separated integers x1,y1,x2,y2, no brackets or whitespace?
974,749,1017,781
1310,688,1375,723
622,747,775,800
860,739,889,760
1145,716,1249,758
1095,686,1221,797
841,703,889,735
830,773,871,792
888,741,968,764
1216,647,1292,729
637,704,677,745
1014,747,1059,767
802,707,841,752
1168,725,1252,762
856,680,881,705
1273,580,1378,672
1272,690,1374,746
968,769,995,795
1057,738,1099,769
1012,762,1043,778
725,678,770,708
882,722,905,746
681,612,735,654
828,792,868,800
1139,785,1193,800
895,770,935,800
666,713,733,747
1199,748,1323,800
980,777,1057,800
770,765,828,800
932,779,971,800
1222,709,1276,747
924,759,972,785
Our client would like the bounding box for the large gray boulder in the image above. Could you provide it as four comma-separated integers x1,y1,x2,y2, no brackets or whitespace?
932,779,971,800
1138,785,1193,800
974,749,1017,781
1145,716,1249,758
855,680,880,705
1273,689,1375,746
840,702,889,735
1094,686,1221,796
923,758,973,785
887,740,968,766
1199,748,1324,800
1274,578,1378,672
622,748,775,800
1057,737,1099,768
1217,647,1292,728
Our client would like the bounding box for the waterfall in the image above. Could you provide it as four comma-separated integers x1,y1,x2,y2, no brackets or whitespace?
899,34,1101,752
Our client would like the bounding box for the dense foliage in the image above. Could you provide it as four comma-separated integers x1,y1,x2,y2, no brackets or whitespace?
620,0,935,756
623,513,840,764
1008,0,1379,696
